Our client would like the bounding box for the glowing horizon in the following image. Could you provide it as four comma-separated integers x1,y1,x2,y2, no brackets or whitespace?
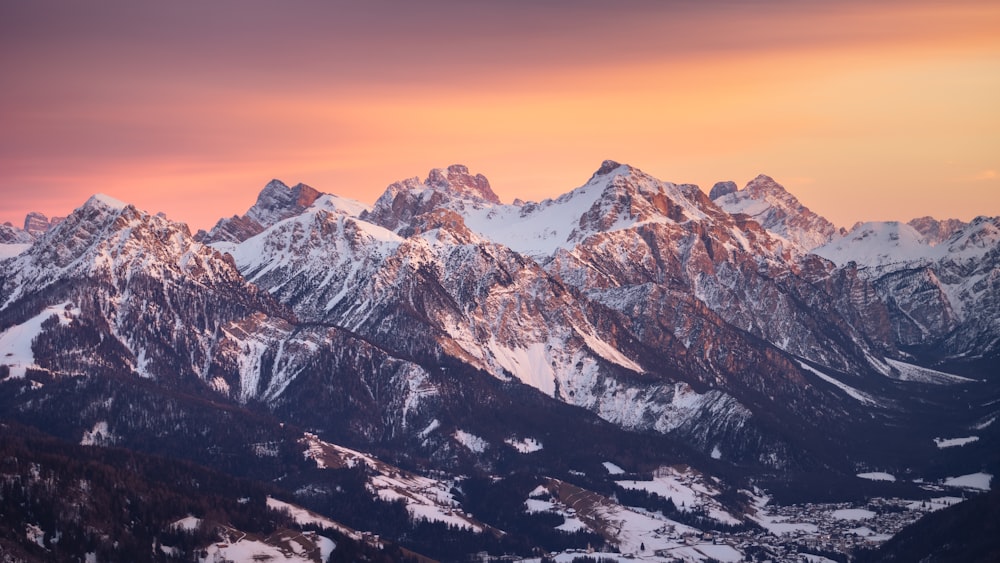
2,0,998,232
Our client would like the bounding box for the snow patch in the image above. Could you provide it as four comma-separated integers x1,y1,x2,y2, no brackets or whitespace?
799,361,878,406
0,302,76,378
943,472,992,491
934,436,979,448
453,430,488,453
0,243,31,259
418,419,441,439
86,193,128,210
506,437,543,453
80,421,116,446
885,358,975,384
857,472,896,482
603,461,625,475
617,466,741,525
170,516,202,532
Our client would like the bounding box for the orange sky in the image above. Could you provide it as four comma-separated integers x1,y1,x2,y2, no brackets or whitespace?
1,0,998,232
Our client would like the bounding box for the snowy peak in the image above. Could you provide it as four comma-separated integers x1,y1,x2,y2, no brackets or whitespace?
573,162,700,237
83,193,129,212
712,174,841,251
0,192,243,309
813,221,930,268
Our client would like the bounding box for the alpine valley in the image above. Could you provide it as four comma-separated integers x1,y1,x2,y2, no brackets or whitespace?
1,162,997,562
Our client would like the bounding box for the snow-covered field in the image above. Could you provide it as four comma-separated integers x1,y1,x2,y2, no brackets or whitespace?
857,472,896,482
943,472,992,491
0,302,77,378
934,436,979,448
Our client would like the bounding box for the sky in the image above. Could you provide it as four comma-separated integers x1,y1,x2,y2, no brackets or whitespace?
2,0,998,232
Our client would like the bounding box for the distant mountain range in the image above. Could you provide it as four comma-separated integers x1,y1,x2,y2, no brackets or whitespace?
1,161,996,561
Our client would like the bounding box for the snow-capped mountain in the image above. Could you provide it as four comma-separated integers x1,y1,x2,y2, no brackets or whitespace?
711,174,844,253
196,179,332,244
1,162,997,561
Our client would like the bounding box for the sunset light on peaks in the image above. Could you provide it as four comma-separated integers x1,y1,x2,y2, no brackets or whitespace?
1,1,999,231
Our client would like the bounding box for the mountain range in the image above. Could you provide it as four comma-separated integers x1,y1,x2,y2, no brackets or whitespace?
1,161,996,562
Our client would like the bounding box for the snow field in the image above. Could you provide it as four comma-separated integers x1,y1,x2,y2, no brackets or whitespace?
0,302,77,378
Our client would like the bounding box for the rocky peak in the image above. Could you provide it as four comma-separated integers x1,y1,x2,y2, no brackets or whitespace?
364,165,499,233
907,216,968,245
713,175,841,252
709,181,738,200
247,180,323,224
22,211,65,237
198,179,325,244
0,223,34,244
425,164,500,204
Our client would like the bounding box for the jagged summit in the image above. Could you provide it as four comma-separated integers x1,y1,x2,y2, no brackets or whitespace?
364,164,500,233
713,174,842,252
250,180,323,224
197,179,327,244
425,164,500,204
907,216,968,245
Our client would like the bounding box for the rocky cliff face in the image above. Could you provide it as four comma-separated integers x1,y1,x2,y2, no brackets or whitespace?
815,216,1000,360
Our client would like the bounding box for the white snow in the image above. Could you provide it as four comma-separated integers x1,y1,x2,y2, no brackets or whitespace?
198,535,333,563
857,472,897,482
574,325,644,374
813,221,934,268
301,433,482,531
904,496,963,511
885,359,975,384
459,164,705,259
934,436,979,448
603,461,625,475
486,340,556,396
418,419,441,439
973,416,995,430
87,193,128,210
798,361,878,406
170,516,202,532
554,516,587,533
267,497,351,544
506,437,543,453
453,429,488,453
0,243,30,259
943,472,992,491
0,302,76,378
617,466,742,525
710,445,722,460
831,508,876,521
80,421,115,446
